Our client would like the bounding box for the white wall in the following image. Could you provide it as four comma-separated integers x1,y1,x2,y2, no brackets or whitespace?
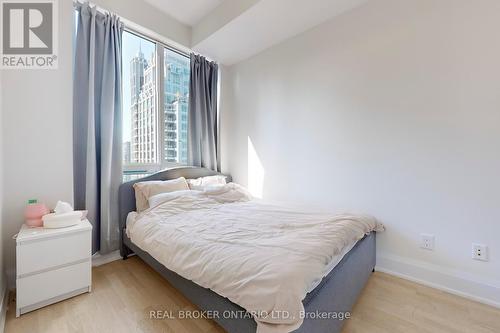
1,0,74,286
221,0,500,306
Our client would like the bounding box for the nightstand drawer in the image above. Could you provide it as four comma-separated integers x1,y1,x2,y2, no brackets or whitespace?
17,261,91,310
17,230,91,276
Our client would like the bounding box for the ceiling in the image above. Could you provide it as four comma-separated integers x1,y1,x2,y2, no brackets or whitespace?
143,0,223,26
192,0,370,65
140,0,369,65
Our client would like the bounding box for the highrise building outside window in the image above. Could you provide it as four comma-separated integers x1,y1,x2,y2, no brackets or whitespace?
122,31,190,180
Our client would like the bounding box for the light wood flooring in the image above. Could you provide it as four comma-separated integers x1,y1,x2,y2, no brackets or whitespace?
5,256,500,333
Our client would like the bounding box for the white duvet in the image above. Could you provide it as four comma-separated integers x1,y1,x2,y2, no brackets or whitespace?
127,183,384,333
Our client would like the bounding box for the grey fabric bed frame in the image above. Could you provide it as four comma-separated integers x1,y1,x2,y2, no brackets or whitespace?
119,167,376,333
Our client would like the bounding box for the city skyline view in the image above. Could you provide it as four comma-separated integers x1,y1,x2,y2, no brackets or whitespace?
122,31,190,167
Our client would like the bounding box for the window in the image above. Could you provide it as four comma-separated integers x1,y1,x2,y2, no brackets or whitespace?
122,31,190,178
164,49,190,165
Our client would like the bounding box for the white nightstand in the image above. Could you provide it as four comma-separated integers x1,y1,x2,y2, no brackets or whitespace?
16,220,92,317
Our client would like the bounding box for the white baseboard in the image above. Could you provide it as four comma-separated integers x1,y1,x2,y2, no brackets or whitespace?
92,250,122,267
376,253,500,309
0,280,8,333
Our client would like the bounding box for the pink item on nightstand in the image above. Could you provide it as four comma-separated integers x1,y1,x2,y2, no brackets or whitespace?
24,199,50,228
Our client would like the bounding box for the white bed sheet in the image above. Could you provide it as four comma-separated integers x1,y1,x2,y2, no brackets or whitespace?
126,183,384,333
127,210,357,293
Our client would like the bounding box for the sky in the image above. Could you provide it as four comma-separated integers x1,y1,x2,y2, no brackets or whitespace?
122,31,156,142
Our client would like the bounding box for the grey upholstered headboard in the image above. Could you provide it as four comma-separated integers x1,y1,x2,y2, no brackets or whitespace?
118,166,231,232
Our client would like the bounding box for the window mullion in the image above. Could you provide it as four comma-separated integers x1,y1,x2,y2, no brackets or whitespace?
156,43,165,169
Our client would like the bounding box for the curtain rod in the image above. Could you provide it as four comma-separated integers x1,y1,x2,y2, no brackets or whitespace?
73,0,198,60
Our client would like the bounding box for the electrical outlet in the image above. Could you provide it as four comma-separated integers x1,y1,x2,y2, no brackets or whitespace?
420,234,435,250
472,243,488,261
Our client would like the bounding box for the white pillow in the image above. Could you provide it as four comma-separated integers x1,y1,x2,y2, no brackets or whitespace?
148,189,195,208
187,175,227,190
133,177,189,212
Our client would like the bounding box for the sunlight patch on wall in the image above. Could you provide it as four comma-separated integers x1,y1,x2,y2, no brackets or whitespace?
247,137,265,198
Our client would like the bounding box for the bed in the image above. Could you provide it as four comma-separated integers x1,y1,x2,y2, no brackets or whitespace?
119,166,380,333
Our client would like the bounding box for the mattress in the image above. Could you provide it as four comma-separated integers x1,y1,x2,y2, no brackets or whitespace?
126,183,384,333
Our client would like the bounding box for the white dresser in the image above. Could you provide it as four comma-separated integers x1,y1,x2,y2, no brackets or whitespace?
16,220,92,317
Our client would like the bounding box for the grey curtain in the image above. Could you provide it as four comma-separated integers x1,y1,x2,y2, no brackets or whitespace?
188,54,219,171
73,4,123,254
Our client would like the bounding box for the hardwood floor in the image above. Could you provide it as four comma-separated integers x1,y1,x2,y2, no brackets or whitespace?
341,272,500,333
5,256,500,333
